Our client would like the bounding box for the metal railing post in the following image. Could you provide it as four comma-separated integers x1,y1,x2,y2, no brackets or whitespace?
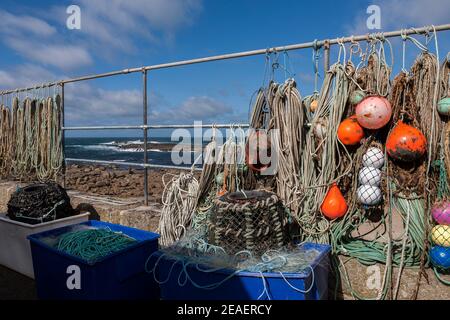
324,40,330,73
143,69,149,206
61,82,66,188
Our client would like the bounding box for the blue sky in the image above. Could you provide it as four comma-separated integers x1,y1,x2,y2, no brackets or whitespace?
0,0,449,137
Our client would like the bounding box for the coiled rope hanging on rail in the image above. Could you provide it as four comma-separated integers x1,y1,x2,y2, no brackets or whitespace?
0,91,63,182
269,79,306,215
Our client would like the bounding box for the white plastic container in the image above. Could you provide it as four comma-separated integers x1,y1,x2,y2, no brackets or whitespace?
0,212,90,279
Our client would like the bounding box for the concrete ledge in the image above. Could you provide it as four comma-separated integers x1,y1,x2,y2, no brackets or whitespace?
335,257,450,300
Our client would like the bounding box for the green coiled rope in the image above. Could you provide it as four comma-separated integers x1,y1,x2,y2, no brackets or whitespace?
57,228,137,264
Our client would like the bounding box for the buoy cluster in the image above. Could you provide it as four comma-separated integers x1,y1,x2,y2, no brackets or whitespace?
430,200,450,271
338,92,392,148
315,91,446,222
357,147,384,206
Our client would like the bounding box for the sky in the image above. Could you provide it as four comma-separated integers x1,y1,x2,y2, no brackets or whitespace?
0,0,449,137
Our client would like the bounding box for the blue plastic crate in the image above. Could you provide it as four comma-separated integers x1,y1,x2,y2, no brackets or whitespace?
28,221,160,300
149,242,331,300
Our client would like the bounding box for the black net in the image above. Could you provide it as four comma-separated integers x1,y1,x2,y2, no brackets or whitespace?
7,182,74,225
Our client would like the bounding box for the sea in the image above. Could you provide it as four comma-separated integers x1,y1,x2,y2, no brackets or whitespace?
65,137,206,168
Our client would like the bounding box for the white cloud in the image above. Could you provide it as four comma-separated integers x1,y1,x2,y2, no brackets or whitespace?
0,64,59,89
0,9,56,37
0,1,202,71
67,89,234,126
47,0,203,54
150,96,234,123
5,37,92,70
0,9,93,70
346,0,450,35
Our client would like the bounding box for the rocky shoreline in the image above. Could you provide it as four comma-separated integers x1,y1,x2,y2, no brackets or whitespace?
117,142,176,152
65,164,199,204
107,141,203,152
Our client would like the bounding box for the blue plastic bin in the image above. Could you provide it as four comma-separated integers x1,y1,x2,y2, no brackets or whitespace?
28,221,160,300
150,243,331,300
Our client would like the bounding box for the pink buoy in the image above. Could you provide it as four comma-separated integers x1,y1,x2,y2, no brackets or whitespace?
355,96,392,130
432,200,450,225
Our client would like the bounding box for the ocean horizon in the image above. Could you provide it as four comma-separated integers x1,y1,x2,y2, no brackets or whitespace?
65,137,208,168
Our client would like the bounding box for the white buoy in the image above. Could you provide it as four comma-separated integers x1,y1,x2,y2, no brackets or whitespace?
357,185,382,206
358,167,382,186
362,147,385,169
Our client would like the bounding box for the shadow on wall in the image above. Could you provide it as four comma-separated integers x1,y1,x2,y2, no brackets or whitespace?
74,203,101,221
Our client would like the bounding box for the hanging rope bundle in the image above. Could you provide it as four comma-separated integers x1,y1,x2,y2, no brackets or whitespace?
0,104,12,177
440,54,450,97
191,139,219,237
0,91,63,182
355,36,392,96
296,63,352,244
268,79,306,214
410,52,442,162
158,172,199,247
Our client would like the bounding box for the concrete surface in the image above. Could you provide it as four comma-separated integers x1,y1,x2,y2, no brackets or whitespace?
334,258,450,300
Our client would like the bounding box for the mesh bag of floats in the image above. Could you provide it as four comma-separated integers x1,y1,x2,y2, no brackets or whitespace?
430,200,450,278
207,190,289,254
7,182,74,225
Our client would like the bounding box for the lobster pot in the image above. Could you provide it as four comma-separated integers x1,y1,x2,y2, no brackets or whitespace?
207,190,288,254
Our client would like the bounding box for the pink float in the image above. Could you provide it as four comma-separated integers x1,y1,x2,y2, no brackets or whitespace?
432,200,450,225
355,96,392,130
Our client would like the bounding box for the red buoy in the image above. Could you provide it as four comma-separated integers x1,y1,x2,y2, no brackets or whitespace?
386,121,427,162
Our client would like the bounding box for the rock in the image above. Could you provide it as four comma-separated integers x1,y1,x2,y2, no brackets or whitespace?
95,181,109,188
101,171,110,179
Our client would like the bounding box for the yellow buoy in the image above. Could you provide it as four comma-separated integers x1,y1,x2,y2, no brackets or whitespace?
431,225,450,247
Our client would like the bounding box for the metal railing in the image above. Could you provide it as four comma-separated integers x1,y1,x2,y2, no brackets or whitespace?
1,24,449,205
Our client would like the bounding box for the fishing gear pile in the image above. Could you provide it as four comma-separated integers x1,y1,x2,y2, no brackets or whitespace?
155,29,450,299
0,94,63,182
7,182,74,225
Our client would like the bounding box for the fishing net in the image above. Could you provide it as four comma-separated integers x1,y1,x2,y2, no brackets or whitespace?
206,190,289,255
147,228,323,287
7,182,74,225
56,227,137,264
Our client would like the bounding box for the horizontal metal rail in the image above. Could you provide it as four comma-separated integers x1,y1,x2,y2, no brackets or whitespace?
65,158,202,171
1,24,449,94
63,123,250,130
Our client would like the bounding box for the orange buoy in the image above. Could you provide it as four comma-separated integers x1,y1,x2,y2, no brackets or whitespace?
337,115,364,146
310,99,319,112
245,130,272,173
320,183,348,219
386,121,427,162
355,96,392,129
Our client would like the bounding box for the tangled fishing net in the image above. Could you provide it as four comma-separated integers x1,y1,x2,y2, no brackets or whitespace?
56,227,137,264
7,182,74,225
